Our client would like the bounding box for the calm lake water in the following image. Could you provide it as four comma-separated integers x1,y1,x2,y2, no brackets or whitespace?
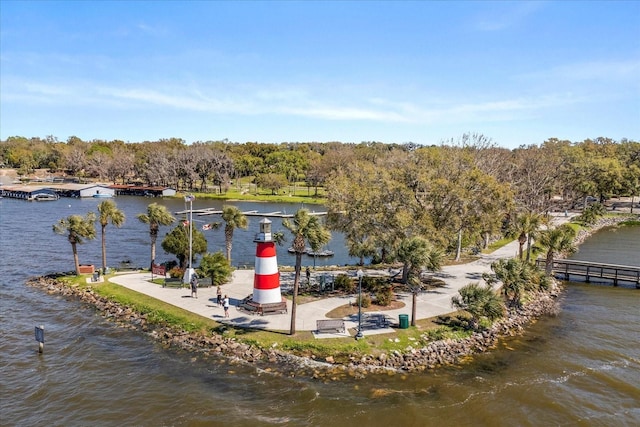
1,197,638,426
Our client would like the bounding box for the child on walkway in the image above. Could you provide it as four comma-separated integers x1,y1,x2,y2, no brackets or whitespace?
216,285,222,306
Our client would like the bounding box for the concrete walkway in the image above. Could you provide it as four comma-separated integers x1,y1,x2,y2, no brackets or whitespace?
109,214,573,337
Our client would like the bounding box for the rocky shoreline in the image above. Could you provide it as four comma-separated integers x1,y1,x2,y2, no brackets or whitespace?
26,274,562,378
25,213,637,378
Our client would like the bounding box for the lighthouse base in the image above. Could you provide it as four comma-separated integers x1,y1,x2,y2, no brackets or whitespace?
238,296,288,316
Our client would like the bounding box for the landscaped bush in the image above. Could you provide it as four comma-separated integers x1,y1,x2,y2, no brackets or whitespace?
168,266,184,278
375,285,394,306
334,274,355,293
357,293,371,308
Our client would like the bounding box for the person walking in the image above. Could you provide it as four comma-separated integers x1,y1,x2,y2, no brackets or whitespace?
190,274,198,299
216,285,222,307
223,295,230,318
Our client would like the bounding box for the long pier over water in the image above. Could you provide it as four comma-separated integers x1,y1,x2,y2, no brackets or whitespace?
536,258,640,288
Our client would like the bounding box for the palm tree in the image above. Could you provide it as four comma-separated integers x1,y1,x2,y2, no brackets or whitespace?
136,203,175,268
97,200,125,273
396,236,443,326
508,212,544,261
282,209,331,335
490,258,535,308
221,205,248,263
451,282,505,330
537,224,577,276
53,212,97,275
198,251,233,286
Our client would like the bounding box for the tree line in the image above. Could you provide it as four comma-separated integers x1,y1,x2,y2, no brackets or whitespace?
3,135,638,205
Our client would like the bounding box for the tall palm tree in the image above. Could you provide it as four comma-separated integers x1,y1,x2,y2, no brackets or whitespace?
97,200,125,273
136,203,175,268
282,209,331,335
537,224,577,276
508,212,544,261
396,237,443,326
53,212,97,275
221,205,248,262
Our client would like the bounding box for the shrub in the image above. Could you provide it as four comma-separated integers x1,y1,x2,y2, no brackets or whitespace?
357,293,371,308
168,266,184,278
375,286,394,306
334,274,355,293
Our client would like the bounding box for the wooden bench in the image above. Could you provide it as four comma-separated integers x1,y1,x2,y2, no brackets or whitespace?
258,301,288,316
163,278,183,288
238,297,287,315
316,319,346,334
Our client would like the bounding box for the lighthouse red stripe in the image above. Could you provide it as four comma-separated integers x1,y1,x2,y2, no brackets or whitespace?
256,242,276,258
254,272,280,290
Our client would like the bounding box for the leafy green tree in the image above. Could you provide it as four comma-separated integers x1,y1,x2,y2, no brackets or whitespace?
283,209,331,335
53,212,97,275
451,282,505,330
255,173,288,195
575,203,606,226
136,203,175,267
396,236,443,326
221,205,248,262
198,251,233,286
537,224,577,276
161,225,208,268
97,200,125,272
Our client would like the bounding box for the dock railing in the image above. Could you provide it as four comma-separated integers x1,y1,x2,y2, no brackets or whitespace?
536,258,640,288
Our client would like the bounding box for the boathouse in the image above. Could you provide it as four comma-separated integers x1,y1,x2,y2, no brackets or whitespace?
53,184,116,198
0,185,60,201
109,184,176,197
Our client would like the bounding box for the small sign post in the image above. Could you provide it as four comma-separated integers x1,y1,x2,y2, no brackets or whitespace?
35,325,44,354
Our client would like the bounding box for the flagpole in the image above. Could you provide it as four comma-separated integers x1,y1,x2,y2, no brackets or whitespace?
189,196,193,277
183,194,195,284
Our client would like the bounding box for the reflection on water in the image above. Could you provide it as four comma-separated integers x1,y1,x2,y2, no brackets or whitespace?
0,198,638,426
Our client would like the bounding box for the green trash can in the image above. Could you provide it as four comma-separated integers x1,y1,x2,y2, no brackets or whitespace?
399,314,409,329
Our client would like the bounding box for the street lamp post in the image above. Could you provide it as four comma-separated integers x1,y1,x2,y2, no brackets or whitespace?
183,194,195,284
355,269,364,340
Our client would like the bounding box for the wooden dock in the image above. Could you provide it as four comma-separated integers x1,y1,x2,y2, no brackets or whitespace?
536,258,640,288
174,208,327,218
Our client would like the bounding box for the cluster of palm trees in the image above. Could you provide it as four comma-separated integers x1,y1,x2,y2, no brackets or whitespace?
450,212,578,331
52,201,333,336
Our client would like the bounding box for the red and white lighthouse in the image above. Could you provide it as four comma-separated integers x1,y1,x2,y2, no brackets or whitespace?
253,218,282,304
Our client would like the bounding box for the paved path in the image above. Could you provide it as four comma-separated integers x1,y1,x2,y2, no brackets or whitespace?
109,214,573,337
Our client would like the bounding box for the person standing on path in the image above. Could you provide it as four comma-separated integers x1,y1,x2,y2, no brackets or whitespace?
216,285,222,306
223,295,230,317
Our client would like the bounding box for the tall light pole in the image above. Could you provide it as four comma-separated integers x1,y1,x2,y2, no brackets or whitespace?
355,269,364,340
183,194,195,284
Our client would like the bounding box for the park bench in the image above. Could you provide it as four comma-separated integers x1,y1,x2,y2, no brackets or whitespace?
163,278,183,288
316,319,346,334
198,277,212,288
257,301,288,316
237,296,287,315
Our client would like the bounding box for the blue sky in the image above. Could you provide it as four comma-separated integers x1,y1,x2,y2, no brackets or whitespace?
1,1,639,148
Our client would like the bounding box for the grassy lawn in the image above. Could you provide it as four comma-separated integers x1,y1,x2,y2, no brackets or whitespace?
60,272,469,360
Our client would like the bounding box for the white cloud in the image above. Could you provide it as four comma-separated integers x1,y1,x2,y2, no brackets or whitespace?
473,2,545,31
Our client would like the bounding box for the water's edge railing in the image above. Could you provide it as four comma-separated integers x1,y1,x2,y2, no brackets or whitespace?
536,258,640,288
